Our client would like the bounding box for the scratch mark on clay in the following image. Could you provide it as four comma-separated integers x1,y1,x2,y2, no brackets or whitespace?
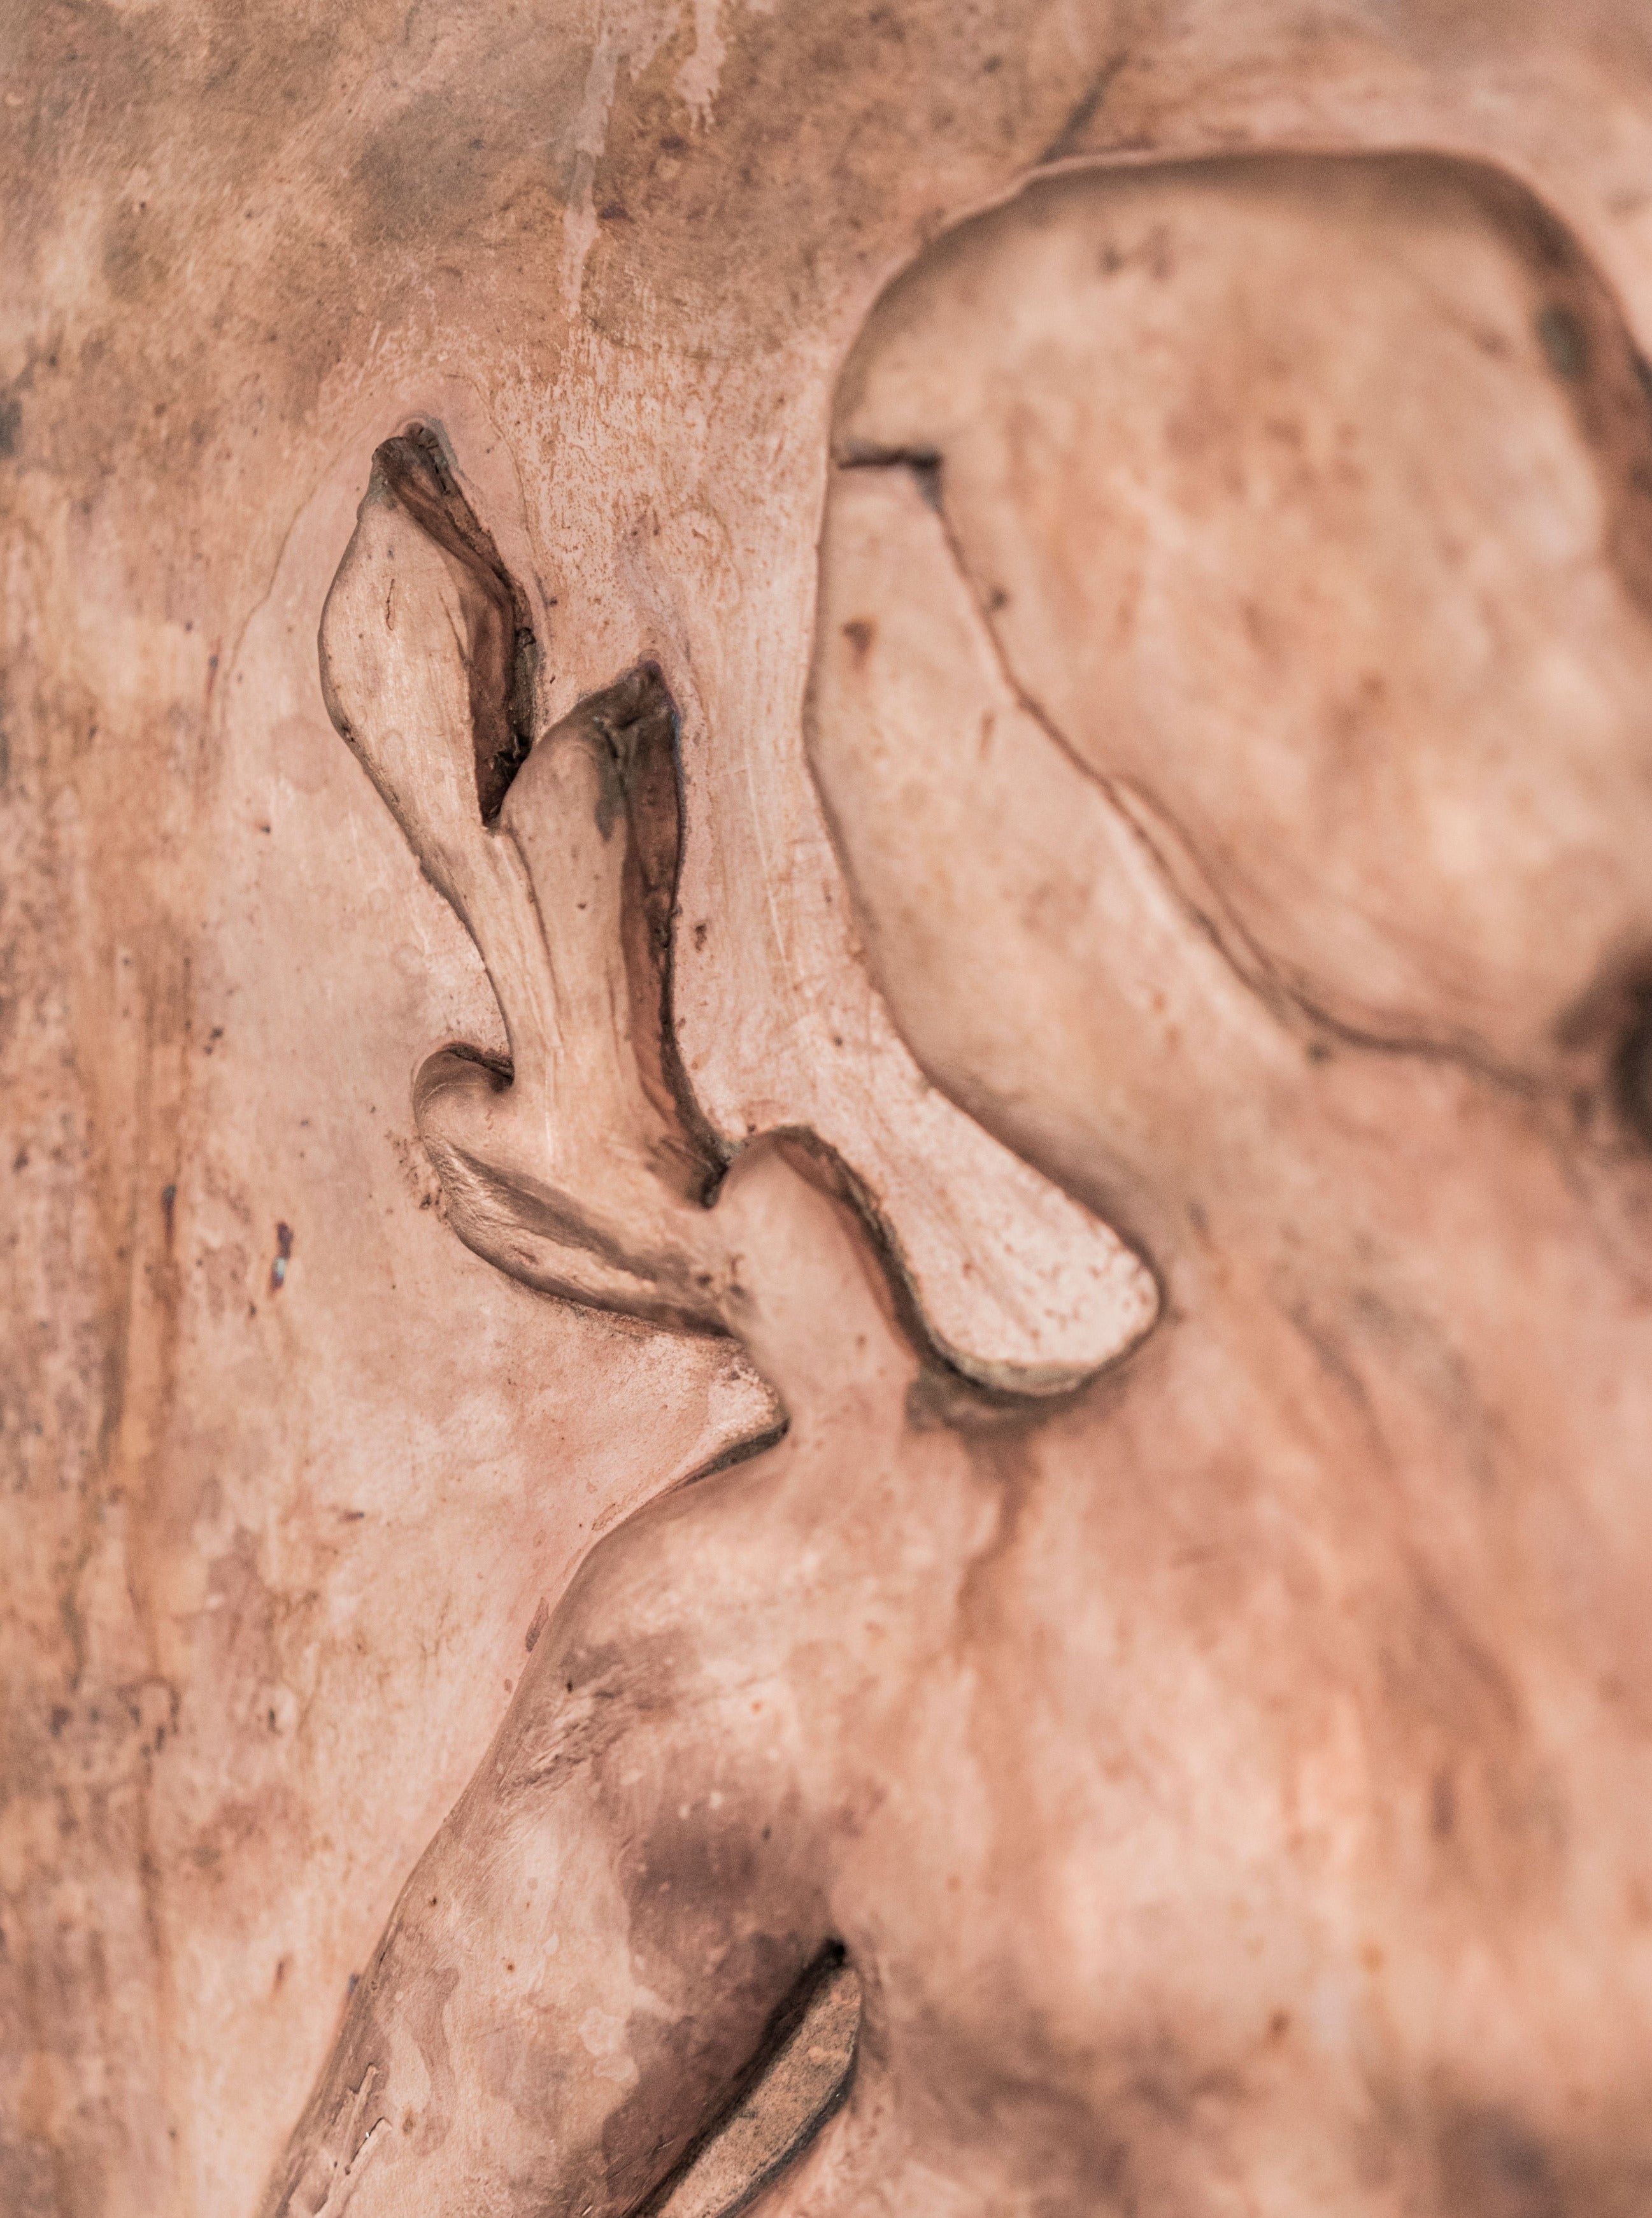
561,4,719,309
1039,50,1131,166
674,0,728,122
560,31,625,315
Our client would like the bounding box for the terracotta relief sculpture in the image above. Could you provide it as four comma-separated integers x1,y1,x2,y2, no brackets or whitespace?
249,149,1652,2215
11,9,1652,2218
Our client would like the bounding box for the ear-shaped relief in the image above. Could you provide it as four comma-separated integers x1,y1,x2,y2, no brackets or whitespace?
413,669,744,1332
320,431,730,1333
319,427,533,918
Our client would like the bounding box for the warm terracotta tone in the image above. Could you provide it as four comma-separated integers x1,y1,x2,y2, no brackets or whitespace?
10,6,1652,2217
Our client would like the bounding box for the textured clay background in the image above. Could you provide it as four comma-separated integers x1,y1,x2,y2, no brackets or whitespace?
8,3,1652,2211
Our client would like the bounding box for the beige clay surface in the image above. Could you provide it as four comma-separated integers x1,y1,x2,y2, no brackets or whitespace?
10,6,1652,2217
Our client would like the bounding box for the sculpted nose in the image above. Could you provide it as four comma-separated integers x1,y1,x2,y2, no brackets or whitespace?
806,457,1318,1257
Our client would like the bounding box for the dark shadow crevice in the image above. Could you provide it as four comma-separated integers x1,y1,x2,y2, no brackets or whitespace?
630,1946,861,2218
371,420,539,821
